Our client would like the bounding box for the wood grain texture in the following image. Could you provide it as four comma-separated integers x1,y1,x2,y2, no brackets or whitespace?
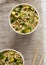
0,0,45,65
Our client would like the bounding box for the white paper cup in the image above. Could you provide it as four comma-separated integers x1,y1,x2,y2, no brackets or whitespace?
9,3,40,35
0,49,24,65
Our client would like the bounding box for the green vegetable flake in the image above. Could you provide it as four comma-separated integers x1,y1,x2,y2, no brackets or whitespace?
21,29,26,33
10,17,15,23
14,59,17,62
0,53,3,59
5,57,8,61
19,5,23,9
19,5,23,11
28,26,32,30
29,6,34,11
15,27,18,30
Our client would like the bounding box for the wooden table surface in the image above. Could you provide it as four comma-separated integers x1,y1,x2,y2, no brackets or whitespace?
0,0,45,65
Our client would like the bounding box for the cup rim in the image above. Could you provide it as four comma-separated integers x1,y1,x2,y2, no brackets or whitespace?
0,49,24,65
9,3,40,35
